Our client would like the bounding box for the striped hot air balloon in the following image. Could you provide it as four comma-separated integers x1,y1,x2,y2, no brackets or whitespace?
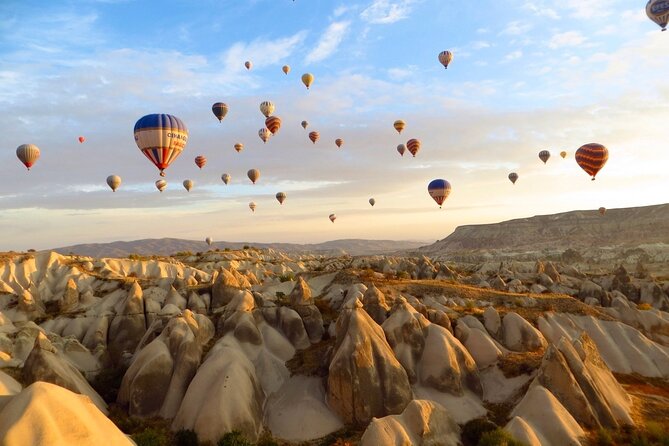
155,179,167,192
16,144,40,170
194,155,207,169
394,120,406,134
438,50,453,69
407,139,421,157
539,150,550,164
183,179,193,191
258,128,271,144
107,175,121,192
249,202,257,212
309,131,320,144
212,102,228,122
428,179,452,208
335,138,343,148
397,144,406,157
234,143,243,153
575,143,609,180
134,114,188,177
260,101,275,118
508,172,518,185
247,169,260,184
647,0,669,31
276,192,286,205
265,116,282,134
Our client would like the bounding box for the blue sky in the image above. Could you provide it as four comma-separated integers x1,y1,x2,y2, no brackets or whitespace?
1,0,668,250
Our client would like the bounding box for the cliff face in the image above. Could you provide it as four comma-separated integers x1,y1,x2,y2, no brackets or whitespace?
419,203,669,256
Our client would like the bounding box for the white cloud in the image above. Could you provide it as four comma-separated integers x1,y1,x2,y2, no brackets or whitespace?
564,0,610,19
504,50,523,61
548,31,587,49
471,41,491,50
222,31,307,72
523,1,560,19
360,0,416,24
500,21,533,35
305,21,350,64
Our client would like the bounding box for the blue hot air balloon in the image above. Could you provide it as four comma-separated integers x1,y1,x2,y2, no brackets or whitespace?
134,114,188,177
428,179,452,208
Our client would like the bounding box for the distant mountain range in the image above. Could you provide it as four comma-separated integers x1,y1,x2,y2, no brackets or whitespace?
416,203,669,260
51,238,428,258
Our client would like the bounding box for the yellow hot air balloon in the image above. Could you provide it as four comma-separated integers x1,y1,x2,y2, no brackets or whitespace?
107,175,121,192
234,143,244,153
301,73,314,89
183,179,193,192
282,65,290,75
247,169,260,184
438,50,453,69
249,202,257,212
155,179,167,192
560,151,567,159
221,173,231,185
393,120,406,134
260,101,275,118
16,144,40,170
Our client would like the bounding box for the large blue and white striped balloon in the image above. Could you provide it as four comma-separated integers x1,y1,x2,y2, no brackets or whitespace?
134,114,188,177
428,179,452,208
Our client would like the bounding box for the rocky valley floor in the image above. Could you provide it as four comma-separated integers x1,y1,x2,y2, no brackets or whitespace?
1,248,668,445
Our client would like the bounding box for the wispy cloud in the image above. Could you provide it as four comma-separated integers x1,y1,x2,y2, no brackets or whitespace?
305,21,350,64
523,1,560,19
504,50,523,62
500,21,533,35
548,31,586,49
222,31,307,72
360,0,416,24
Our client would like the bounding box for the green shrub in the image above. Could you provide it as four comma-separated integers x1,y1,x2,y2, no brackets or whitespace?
174,429,199,446
478,428,525,446
132,428,170,446
91,366,127,403
397,271,410,280
279,273,294,282
243,245,250,250
217,431,252,446
256,432,280,446
462,418,497,446
594,429,614,446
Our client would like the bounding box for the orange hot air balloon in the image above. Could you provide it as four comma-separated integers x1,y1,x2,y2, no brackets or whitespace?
245,61,252,70
393,120,406,134
406,139,421,157
397,144,406,157
335,138,343,148
575,143,609,181
78,136,85,143
265,116,282,134
194,155,207,169
309,131,320,144
282,65,290,75
234,143,244,153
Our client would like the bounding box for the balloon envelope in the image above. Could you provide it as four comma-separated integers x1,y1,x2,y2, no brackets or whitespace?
247,169,260,184
539,150,550,164
301,120,309,130
369,198,375,206
265,116,282,134
428,179,452,207
329,214,336,223
407,139,421,157
16,144,40,170
335,138,343,148
155,179,167,192
183,179,193,191
599,207,607,216
301,73,314,89
234,143,244,153
212,102,228,122
575,143,609,180
78,136,85,143
258,128,272,143
249,202,257,212
560,151,567,159
245,61,252,70
221,173,231,185
508,173,518,185
397,144,406,156
393,120,406,134
309,131,320,144
107,175,121,192
194,155,207,169
276,192,286,204
282,65,290,74
260,101,275,118
134,114,188,177
438,50,453,69
647,0,669,31
205,237,213,246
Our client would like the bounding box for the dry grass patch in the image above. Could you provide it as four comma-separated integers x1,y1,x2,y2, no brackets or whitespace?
286,338,335,377
497,351,544,379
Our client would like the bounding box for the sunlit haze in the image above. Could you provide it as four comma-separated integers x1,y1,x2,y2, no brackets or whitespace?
1,0,668,251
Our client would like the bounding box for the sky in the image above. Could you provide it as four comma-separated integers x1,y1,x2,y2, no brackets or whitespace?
1,0,668,251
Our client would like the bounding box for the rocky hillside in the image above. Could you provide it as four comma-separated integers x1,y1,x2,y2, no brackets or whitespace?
418,203,669,264
52,238,427,258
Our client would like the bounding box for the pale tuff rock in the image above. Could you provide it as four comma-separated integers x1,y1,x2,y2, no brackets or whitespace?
108,282,147,364
288,277,324,343
578,281,606,306
328,298,412,425
483,306,501,338
507,279,529,294
211,267,242,309
164,286,187,311
362,283,390,324
360,400,461,446
58,278,79,313
506,385,585,446
0,382,133,446
455,317,504,369
502,312,547,352
0,370,21,396
22,332,107,413
289,276,313,305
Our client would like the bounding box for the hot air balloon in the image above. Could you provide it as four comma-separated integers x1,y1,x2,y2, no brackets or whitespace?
560,151,567,159
205,237,213,246
195,155,207,169
301,73,314,89
393,120,406,134
249,202,257,212
309,131,320,144
245,61,252,70
183,179,193,192
155,179,167,192
598,207,607,216
106,175,121,192
575,143,609,180
428,179,452,208
78,136,85,143
438,50,453,69
282,65,290,75
539,150,550,164
335,138,344,148
397,144,406,157
276,192,286,205
265,116,282,134
247,169,260,184
301,120,309,130
369,198,376,207
16,144,40,170
260,101,275,118
234,143,244,153
329,214,336,223
407,139,421,157
134,114,188,177
647,0,669,31
212,102,228,122
508,173,518,185
221,173,231,185
258,128,272,144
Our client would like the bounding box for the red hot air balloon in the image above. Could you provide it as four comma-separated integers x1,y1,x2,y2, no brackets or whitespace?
265,116,282,134
575,143,609,180
194,155,207,169
309,131,320,144
78,136,85,143
406,139,421,157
